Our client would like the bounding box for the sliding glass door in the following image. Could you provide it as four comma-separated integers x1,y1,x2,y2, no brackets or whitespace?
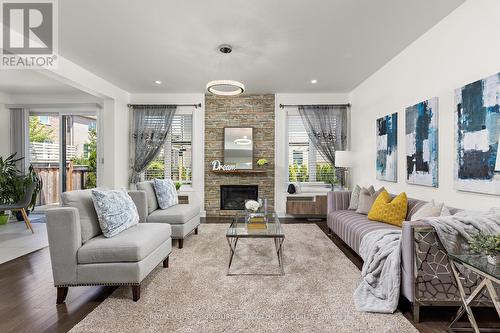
28,112,98,206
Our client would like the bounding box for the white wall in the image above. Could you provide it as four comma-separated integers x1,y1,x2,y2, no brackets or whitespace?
0,93,12,157
129,93,205,214
349,0,500,210
275,93,350,216
40,56,131,189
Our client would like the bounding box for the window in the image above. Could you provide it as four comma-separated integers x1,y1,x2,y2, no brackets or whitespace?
83,143,89,159
287,114,336,184
38,115,50,125
292,150,303,165
145,114,192,184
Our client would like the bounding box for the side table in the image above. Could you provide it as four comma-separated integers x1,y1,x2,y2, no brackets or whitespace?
448,254,500,333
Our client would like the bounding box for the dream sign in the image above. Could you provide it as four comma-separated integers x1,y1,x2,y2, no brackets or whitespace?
211,160,236,171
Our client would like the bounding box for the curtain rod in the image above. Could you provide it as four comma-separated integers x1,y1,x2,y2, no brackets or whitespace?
128,103,202,108
279,103,350,109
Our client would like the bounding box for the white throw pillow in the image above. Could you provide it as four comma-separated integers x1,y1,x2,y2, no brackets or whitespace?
411,200,451,221
348,185,374,210
153,179,178,209
355,186,384,215
91,189,139,238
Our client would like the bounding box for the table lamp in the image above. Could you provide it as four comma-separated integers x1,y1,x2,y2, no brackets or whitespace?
335,150,353,190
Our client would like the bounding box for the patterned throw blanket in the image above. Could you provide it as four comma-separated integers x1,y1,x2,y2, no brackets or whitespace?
354,229,402,313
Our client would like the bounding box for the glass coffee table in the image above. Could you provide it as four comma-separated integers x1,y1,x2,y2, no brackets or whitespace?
226,211,285,276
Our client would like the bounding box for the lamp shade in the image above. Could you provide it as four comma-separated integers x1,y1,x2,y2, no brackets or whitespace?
495,136,500,171
335,150,353,168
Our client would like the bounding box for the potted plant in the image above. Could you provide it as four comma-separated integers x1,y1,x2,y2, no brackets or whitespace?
0,154,23,225
0,154,42,224
175,181,182,191
469,232,500,265
257,158,268,167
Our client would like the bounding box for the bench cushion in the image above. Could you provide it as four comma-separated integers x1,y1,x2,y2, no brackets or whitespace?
78,223,171,264
147,203,200,225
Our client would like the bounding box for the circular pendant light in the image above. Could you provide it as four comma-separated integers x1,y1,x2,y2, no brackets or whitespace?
206,80,245,96
207,45,245,96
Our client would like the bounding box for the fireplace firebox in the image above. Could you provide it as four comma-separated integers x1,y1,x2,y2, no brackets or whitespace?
220,185,258,210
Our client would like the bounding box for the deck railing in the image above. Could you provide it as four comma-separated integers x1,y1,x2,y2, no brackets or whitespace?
30,142,77,163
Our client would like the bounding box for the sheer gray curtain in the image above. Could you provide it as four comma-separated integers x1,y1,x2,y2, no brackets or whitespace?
129,105,176,184
10,108,29,172
298,104,348,167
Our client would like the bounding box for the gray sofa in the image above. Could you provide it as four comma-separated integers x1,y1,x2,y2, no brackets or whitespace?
46,189,172,303
326,190,483,322
136,181,201,249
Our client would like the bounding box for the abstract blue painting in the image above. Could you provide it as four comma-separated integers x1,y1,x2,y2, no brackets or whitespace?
455,72,500,195
376,113,398,182
405,98,439,187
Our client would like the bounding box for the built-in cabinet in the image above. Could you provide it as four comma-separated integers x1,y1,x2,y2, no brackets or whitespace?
286,194,327,216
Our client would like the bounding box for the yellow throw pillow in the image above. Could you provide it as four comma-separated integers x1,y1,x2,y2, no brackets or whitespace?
367,190,408,227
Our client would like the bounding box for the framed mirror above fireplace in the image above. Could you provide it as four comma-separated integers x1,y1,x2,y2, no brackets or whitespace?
224,127,253,169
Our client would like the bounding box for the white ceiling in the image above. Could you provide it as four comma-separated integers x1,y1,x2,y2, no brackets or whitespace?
59,0,464,94
0,70,89,95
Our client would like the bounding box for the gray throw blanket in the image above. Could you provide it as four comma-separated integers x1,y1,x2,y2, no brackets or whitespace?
423,209,500,254
354,229,402,313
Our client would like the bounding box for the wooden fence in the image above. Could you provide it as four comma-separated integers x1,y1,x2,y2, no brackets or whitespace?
33,163,90,205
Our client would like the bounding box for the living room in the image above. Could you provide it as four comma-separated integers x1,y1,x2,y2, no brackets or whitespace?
0,0,499,332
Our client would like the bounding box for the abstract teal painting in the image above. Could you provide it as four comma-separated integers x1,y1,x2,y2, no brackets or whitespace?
455,72,500,195
376,113,398,182
405,98,439,187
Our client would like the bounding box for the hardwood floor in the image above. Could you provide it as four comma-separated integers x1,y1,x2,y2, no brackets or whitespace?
0,218,497,333
0,247,117,333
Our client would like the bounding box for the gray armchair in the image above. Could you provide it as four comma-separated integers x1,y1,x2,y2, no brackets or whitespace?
45,189,172,303
0,183,36,233
136,181,201,249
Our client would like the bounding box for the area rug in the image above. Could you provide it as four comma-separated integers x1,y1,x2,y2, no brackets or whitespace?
70,224,418,333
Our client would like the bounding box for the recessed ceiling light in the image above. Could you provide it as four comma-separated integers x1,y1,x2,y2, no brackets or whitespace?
311,79,318,84
154,80,162,85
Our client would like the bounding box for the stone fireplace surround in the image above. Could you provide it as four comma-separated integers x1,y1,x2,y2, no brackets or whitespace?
204,94,275,217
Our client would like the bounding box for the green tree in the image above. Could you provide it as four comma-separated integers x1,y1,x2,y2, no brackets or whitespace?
85,129,97,188
316,163,338,185
299,164,309,182
29,117,54,143
73,128,98,189
146,160,164,180
289,164,297,182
